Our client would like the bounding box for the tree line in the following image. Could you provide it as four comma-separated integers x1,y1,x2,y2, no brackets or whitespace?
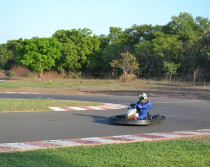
0,12,210,81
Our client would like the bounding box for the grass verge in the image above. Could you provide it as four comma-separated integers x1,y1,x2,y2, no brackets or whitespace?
0,99,101,112
0,137,209,167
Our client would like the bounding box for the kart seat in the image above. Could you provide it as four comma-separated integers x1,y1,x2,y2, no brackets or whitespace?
143,110,152,120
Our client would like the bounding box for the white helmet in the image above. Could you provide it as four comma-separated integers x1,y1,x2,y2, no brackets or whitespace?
139,93,147,103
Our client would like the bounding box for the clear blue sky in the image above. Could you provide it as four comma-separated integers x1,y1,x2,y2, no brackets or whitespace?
0,0,209,44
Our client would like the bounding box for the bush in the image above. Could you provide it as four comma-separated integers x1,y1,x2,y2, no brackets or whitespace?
120,73,137,82
65,71,82,79
9,65,32,77
42,71,61,80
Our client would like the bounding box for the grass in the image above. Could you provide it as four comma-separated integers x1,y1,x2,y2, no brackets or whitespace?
0,99,101,112
0,137,209,167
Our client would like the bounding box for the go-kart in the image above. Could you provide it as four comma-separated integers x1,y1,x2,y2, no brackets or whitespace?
109,107,165,126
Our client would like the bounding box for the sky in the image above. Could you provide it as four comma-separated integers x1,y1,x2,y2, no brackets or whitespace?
0,0,210,44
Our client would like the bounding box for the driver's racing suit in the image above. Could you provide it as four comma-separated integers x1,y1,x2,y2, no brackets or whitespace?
133,100,152,120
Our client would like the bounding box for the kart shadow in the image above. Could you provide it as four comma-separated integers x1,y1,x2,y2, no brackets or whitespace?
74,113,112,125
74,114,146,126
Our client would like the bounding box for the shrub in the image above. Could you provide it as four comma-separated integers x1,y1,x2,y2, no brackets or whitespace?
120,73,137,82
9,65,32,77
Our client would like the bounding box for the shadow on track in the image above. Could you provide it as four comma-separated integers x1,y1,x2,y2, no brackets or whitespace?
74,114,145,126
74,113,112,125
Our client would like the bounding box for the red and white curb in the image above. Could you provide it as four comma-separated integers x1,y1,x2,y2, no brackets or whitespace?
0,129,209,153
49,103,128,111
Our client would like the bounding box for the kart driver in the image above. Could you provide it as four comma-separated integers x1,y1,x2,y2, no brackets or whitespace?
131,93,152,120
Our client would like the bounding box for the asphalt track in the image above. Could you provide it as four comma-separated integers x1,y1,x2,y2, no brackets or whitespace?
0,93,210,143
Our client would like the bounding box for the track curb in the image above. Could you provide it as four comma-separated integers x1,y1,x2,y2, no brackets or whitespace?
0,129,209,153
49,103,128,111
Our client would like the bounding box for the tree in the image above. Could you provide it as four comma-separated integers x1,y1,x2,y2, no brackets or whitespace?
125,24,156,44
134,40,155,77
151,32,180,76
208,48,210,61
17,37,62,78
85,34,110,77
53,28,101,72
164,12,210,79
166,12,199,40
0,39,22,70
163,61,180,81
109,27,125,44
0,44,13,69
110,51,139,80
5,39,23,69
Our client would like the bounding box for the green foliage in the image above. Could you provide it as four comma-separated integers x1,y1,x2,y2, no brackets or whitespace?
163,61,181,81
208,48,210,61
53,28,101,71
134,40,154,77
0,39,23,70
17,37,62,75
125,24,156,44
109,27,125,43
0,44,13,69
9,72,15,77
167,12,199,40
152,32,180,58
164,12,210,78
85,34,110,77
71,72,82,79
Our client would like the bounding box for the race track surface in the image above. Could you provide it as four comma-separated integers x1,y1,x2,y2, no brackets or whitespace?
0,93,209,143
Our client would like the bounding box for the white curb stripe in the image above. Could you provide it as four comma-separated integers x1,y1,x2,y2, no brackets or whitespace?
1,143,40,149
49,107,67,111
87,106,105,110
197,129,210,132
67,107,87,110
104,103,128,107
174,131,206,135
44,140,81,146
49,103,128,111
148,133,182,138
114,135,152,140
82,137,120,143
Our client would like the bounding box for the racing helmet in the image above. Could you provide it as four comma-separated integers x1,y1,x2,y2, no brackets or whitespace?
139,93,147,103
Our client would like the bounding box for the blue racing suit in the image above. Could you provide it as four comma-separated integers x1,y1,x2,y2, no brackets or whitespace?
133,100,152,120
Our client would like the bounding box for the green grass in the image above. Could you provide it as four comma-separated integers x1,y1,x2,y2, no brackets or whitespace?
0,99,101,112
0,79,116,88
0,80,68,88
0,138,209,167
